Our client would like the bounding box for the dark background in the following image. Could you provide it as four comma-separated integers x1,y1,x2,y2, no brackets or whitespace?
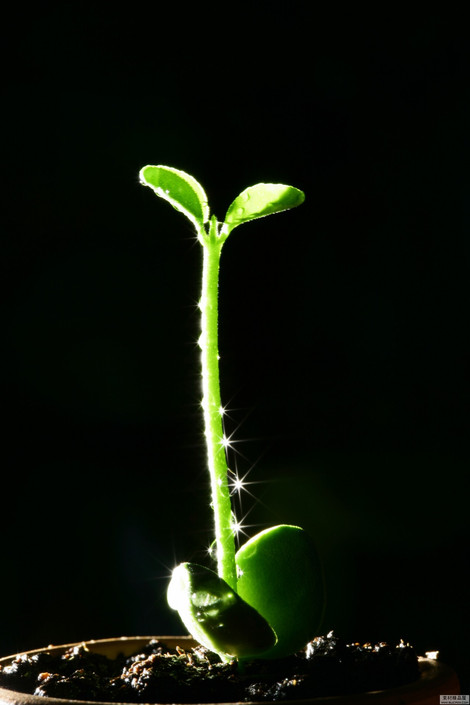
2,4,469,690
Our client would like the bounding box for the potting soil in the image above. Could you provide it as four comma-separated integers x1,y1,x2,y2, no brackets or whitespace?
0,633,420,702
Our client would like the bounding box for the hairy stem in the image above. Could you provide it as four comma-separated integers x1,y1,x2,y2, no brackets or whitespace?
200,217,237,590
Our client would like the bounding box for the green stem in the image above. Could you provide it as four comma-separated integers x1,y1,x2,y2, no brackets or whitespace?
200,217,237,591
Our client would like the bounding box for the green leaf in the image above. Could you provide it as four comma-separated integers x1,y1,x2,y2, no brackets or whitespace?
167,562,276,661
139,165,210,233
222,183,305,238
236,525,324,658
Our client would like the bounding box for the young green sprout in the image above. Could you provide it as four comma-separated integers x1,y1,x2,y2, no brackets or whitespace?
140,166,323,662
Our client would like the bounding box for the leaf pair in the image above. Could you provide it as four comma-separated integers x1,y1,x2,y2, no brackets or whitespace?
167,525,323,662
139,165,305,244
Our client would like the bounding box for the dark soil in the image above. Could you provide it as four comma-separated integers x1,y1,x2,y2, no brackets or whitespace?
0,633,420,702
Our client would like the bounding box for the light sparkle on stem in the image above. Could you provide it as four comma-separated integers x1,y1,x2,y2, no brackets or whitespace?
200,218,237,591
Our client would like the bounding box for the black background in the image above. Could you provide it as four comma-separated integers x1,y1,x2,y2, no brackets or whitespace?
2,4,469,690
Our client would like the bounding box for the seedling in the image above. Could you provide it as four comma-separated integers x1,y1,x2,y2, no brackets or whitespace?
140,166,323,662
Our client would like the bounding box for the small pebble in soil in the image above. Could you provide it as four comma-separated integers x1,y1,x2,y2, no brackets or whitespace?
0,633,420,702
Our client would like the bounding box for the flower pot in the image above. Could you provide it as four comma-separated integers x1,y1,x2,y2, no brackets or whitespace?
0,636,460,705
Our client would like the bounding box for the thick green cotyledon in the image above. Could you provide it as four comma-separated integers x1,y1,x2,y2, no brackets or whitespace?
167,562,276,661
236,524,324,659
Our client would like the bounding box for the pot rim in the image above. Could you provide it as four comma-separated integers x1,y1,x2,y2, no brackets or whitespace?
0,636,460,705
